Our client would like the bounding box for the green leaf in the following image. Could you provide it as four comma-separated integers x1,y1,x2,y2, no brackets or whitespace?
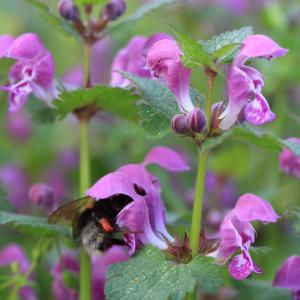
170,25,214,69
25,100,56,124
25,0,82,42
201,26,253,54
201,126,300,158
234,280,292,300
123,73,179,138
106,0,180,37
105,247,224,300
53,85,140,121
0,211,71,238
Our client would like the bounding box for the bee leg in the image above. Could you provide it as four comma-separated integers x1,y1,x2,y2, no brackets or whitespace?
110,238,127,246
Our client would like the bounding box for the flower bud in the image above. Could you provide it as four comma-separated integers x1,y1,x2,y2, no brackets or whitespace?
102,0,126,21
185,108,206,133
171,114,189,135
58,0,79,21
29,183,56,213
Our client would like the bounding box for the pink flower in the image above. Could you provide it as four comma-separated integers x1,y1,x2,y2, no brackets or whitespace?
0,244,37,300
0,33,56,112
273,256,300,300
110,33,171,88
86,146,189,253
208,193,279,280
279,138,300,179
6,111,32,142
219,35,288,130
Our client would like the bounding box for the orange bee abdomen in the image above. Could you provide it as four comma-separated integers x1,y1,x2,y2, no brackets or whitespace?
99,218,114,232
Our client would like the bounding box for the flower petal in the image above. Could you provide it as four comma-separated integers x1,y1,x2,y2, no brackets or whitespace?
0,34,14,58
238,34,288,64
219,66,253,130
143,146,189,171
244,93,276,125
228,249,261,280
233,193,280,223
273,255,300,290
146,39,194,112
86,172,137,200
7,33,46,60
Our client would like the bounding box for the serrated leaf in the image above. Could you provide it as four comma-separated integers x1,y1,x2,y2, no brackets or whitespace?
170,25,213,69
53,85,139,121
105,247,224,300
201,26,253,54
0,211,71,238
234,280,292,300
106,0,180,37
25,0,82,42
123,73,179,138
201,126,300,158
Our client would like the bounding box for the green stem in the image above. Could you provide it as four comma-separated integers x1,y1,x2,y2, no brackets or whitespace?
79,120,91,300
83,43,92,87
189,69,215,258
189,151,209,258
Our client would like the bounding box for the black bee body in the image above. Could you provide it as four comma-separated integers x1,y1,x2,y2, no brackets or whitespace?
48,195,133,253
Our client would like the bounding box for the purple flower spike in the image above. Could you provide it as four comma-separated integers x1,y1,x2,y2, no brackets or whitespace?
0,33,56,112
110,33,172,88
0,244,37,300
86,146,189,253
279,138,300,178
208,193,279,280
219,34,288,130
273,256,300,300
146,39,194,113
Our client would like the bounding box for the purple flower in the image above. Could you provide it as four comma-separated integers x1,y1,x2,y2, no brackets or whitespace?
110,33,171,88
279,138,300,178
0,33,56,112
28,183,57,214
219,34,288,130
52,247,128,300
208,193,279,280
86,146,189,253
146,39,194,113
6,111,32,142
0,244,37,300
102,0,126,22
273,256,300,300
57,149,79,169
0,164,29,210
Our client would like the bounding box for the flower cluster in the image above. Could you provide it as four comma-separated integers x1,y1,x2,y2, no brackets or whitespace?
0,33,56,112
208,193,279,280
86,146,189,253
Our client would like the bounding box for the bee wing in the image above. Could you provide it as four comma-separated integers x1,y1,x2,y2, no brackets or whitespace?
48,196,95,225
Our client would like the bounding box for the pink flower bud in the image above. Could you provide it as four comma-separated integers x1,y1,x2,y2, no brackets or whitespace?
102,0,126,21
185,108,206,133
58,0,79,21
29,183,56,213
171,114,189,135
